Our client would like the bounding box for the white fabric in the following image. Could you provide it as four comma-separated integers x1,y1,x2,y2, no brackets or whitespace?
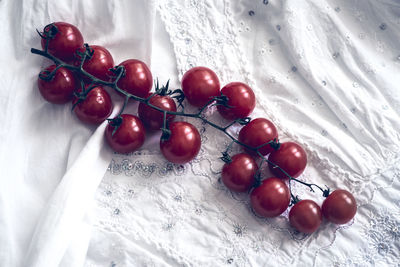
0,0,399,266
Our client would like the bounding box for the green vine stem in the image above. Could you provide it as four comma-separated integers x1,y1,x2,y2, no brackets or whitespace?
31,40,330,204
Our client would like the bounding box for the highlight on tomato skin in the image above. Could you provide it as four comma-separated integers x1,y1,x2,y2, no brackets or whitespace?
160,121,201,164
221,153,258,192
37,65,77,104
289,199,322,234
268,142,307,179
321,189,357,224
105,114,146,154
181,66,221,107
250,177,291,218
40,22,84,62
238,118,278,156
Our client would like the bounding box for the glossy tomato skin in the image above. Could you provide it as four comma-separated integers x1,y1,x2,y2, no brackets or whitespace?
322,190,357,224
105,114,146,154
117,59,153,98
250,178,290,218
238,118,278,156
73,86,113,125
181,67,220,107
138,93,177,130
38,65,77,104
221,153,258,192
76,45,114,82
268,142,307,179
217,82,256,120
289,200,322,234
41,22,84,62
160,121,201,164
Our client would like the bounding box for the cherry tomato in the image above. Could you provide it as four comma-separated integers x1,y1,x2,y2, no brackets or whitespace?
238,118,278,156
105,114,146,154
322,190,357,224
268,142,307,179
37,65,77,104
117,59,153,98
76,45,114,82
181,67,220,107
289,200,322,234
41,22,84,62
221,153,258,192
160,121,201,164
217,82,256,120
138,93,177,130
73,86,113,125
250,177,290,218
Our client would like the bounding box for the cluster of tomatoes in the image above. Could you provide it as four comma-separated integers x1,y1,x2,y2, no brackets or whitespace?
35,22,357,235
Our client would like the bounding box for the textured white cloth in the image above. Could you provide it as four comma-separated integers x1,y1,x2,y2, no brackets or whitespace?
0,0,399,266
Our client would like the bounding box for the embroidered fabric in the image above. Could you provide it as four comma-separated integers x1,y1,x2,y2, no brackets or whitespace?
85,0,400,266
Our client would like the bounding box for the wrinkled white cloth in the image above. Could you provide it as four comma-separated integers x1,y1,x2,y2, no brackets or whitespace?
0,0,399,266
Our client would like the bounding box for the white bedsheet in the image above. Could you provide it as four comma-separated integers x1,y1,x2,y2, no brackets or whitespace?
0,0,399,266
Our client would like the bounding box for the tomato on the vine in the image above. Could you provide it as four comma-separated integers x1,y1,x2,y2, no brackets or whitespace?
217,82,256,120
117,59,153,98
238,118,278,156
105,114,146,154
250,177,290,218
289,199,322,234
76,45,114,82
41,22,84,62
221,153,258,192
138,93,177,130
268,142,307,179
322,190,357,224
38,65,77,104
73,85,113,125
181,66,220,107
160,121,201,164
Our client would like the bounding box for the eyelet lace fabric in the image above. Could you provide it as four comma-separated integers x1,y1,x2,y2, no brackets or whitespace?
85,0,400,266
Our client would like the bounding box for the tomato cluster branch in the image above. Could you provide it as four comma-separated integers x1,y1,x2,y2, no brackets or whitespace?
31,43,329,203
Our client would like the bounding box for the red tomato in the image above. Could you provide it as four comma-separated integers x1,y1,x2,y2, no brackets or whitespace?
289,200,322,234
73,86,113,125
117,59,153,98
160,121,201,164
217,82,256,120
38,65,77,104
268,142,307,179
105,114,146,154
250,177,290,218
41,22,84,61
221,153,258,192
138,93,177,130
181,67,220,107
322,190,357,224
76,45,114,82
238,118,278,156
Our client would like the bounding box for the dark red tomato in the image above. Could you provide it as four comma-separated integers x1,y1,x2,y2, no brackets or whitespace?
117,59,153,98
217,82,256,120
289,200,322,234
76,45,114,82
41,22,84,62
221,153,258,192
238,118,278,156
181,66,220,107
322,190,357,224
138,93,177,130
38,65,77,104
160,121,201,164
250,177,290,218
268,142,307,179
105,114,146,154
73,86,113,125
